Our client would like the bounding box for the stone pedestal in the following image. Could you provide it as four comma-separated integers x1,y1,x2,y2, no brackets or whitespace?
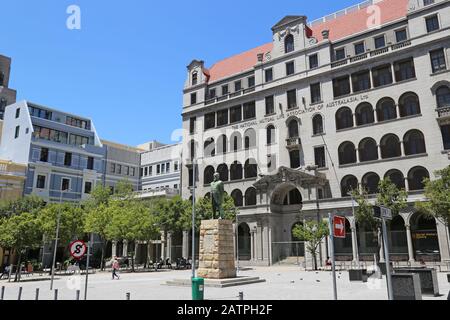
392,273,422,300
197,220,236,279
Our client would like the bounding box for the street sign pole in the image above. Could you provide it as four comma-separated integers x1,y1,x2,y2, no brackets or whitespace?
191,159,196,281
328,213,338,301
381,217,393,300
50,211,61,291
84,233,93,300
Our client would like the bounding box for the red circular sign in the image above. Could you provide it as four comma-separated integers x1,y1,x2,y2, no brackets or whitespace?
69,240,87,260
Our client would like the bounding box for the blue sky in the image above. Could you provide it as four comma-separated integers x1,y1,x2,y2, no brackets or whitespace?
1,0,362,146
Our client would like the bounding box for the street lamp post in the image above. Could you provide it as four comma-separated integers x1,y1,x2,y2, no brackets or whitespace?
191,159,196,279
50,188,70,291
348,192,360,267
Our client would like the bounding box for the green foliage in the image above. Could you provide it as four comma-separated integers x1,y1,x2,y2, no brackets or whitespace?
0,195,45,218
37,203,85,246
0,212,42,251
146,196,191,233
416,166,450,225
292,220,329,255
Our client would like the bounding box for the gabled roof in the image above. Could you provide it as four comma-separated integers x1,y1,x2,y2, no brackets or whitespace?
206,0,408,84
272,15,306,31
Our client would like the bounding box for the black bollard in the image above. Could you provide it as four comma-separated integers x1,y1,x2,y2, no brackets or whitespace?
126,292,131,300
76,290,80,300
1,286,4,300
447,290,450,301
54,289,58,300
35,288,40,301
18,287,22,300
239,292,244,300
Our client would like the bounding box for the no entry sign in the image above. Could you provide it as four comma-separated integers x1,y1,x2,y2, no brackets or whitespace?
69,240,87,260
333,216,346,239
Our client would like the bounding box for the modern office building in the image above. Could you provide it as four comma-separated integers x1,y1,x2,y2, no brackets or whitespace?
181,0,450,266
0,100,106,203
0,54,16,120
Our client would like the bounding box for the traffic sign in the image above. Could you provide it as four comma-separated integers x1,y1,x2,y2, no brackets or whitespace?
373,206,393,220
333,216,346,238
69,240,87,260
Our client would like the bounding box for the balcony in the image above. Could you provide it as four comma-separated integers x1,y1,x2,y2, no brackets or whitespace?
331,40,412,69
204,87,256,106
437,106,450,124
286,137,302,150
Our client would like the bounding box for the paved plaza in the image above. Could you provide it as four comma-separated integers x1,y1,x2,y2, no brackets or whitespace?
1,266,449,300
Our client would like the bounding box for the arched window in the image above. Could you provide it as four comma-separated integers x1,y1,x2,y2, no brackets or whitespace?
289,150,301,169
338,142,357,165
230,161,243,181
362,172,380,194
385,169,405,190
288,119,299,138
358,138,378,162
217,164,229,182
244,129,256,150
399,92,421,117
408,166,429,191
245,188,257,206
266,125,276,145
230,132,242,152
285,34,294,54
231,190,243,207
204,138,215,157
436,86,450,108
283,188,302,205
312,114,324,135
203,166,215,185
192,71,198,86
376,98,397,122
336,107,354,130
341,175,358,197
355,103,375,126
380,134,401,159
217,135,227,154
404,130,426,155
244,159,258,179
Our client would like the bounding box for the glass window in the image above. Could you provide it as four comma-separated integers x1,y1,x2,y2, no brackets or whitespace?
64,153,72,166
189,117,196,134
192,72,198,86
84,182,92,194
243,101,256,120
87,157,94,170
248,76,255,88
314,147,326,168
335,48,345,60
40,148,49,162
15,108,20,119
265,96,275,115
234,80,242,92
352,70,371,92
333,76,351,98
14,126,20,139
286,61,295,76
310,83,321,104
230,105,242,123
36,175,46,189
430,49,447,73
374,35,386,49
394,58,416,81
354,42,365,55
426,15,439,33
309,54,318,69
61,178,70,191
204,112,216,130
396,29,407,42
372,64,393,87
190,93,197,105
285,34,294,53
222,85,229,95
208,88,216,99
217,109,228,126
265,68,273,82
287,89,297,109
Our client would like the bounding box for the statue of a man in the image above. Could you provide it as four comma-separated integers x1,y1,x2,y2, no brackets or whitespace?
211,172,225,220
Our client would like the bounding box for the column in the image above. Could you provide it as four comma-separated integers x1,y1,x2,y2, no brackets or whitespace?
147,242,154,265
122,240,128,257
160,231,166,261
436,219,450,262
356,148,360,163
250,231,256,261
166,232,173,262
400,141,405,156
404,178,410,192
182,231,189,259
350,220,360,264
405,224,415,263
379,230,385,263
111,241,117,258
233,224,237,260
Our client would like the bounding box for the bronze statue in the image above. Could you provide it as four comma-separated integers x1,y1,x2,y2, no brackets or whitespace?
211,172,225,220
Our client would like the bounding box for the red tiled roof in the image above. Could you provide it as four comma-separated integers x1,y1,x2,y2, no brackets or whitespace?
207,0,409,83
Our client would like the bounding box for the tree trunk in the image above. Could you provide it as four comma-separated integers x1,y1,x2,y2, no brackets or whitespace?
100,240,106,271
14,250,22,283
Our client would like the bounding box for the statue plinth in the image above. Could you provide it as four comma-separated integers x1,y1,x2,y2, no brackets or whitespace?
197,219,236,279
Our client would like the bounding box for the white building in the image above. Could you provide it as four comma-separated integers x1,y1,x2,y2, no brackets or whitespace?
181,0,450,266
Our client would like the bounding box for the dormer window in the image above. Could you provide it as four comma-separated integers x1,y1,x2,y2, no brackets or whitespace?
285,34,295,54
192,72,198,86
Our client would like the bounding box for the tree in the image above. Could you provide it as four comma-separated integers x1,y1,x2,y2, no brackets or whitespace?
0,213,42,281
292,220,329,271
0,195,45,218
351,178,408,262
37,203,86,261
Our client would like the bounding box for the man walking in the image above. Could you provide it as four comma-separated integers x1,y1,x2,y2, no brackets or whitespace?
112,257,120,280
0,264,10,280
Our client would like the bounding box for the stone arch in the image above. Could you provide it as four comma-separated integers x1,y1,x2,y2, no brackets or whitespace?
244,158,258,179
403,129,426,155
237,223,251,261
341,175,358,197
410,211,440,261
362,172,380,194
384,169,405,190
399,92,421,117
217,164,229,182
358,137,378,162
380,134,401,159
217,134,228,154
244,187,257,206
230,132,242,152
338,141,357,165
204,138,215,157
287,117,300,138
335,107,354,130
312,113,324,135
376,97,397,122
203,166,215,185
355,102,375,126
266,124,276,145
244,128,256,149
408,166,430,191
231,189,243,207
230,161,243,181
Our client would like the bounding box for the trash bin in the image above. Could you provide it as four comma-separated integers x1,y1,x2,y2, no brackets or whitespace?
192,277,204,300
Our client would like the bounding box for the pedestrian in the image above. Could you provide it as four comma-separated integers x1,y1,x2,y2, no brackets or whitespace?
112,257,120,280
0,264,10,280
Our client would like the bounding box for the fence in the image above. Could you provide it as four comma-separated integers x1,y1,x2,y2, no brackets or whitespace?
272,242,305,265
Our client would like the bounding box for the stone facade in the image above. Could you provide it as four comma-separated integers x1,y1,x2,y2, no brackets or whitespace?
198,220,236,279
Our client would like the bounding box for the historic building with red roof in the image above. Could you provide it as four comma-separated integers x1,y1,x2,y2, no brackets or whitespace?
181,0,450,267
